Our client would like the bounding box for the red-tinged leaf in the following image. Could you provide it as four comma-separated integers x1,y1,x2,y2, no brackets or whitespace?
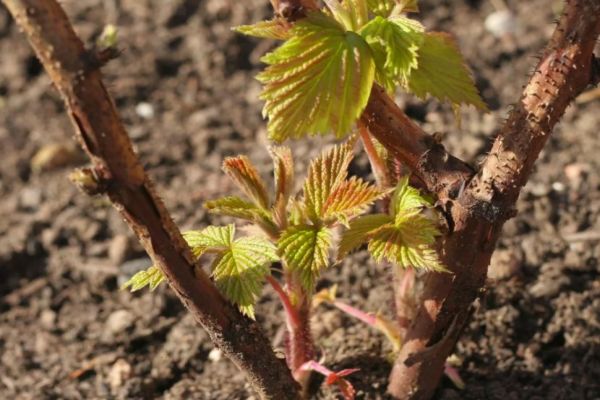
323,176,388,223
303,139,355,221
223,156,270,209
269,145,294,227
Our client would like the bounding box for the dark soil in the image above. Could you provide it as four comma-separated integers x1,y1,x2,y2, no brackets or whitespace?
1,0,599,399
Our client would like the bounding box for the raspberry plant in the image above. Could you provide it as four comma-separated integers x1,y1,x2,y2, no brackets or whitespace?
124,0,483,396
6,0,599,398
125,137,443,396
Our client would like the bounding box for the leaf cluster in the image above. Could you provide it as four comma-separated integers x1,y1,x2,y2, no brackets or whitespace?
236,0,486,142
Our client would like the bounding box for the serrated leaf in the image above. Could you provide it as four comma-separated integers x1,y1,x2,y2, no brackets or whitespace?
360,16,425,91
367,0,418,17
325,0,369,30
367,224,443,271
269,146,295,227
406,32,486,110
205,196,266,221
183,225,234,257
367,0,395,17
323,176,387,222
223,156,270,210
211,236,278,319
390,176,431,221
204,196,278,236
258,12,375,142
121,266,166,292
278,225,332,290
366,178,443,271
234,18,291,40
303,139,355,221
337,213,392,259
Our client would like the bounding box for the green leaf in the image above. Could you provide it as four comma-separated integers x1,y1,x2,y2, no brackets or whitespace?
323,176,387,223
223,156,270,209
367,178,444,271
205,196,267,221
121,265,166,292
367,0,395,17
212,236,278,319
367,0,419,17
234,18,291,40
183,225,234,257
360,16,425,91
389,176,431,221
338,178,444,271
258,12,375,142
303,139,355,221
337,213,392,259
406,32,486,110
278,224,332,290
367,224,443,271
325,0,369,30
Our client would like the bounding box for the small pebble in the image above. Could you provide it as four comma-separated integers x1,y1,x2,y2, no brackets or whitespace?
135,102,155,119
108,358,132,391
40,309,57,330
484,10,518,38
19,187,43,210
105,309,135,334
208,348,222,362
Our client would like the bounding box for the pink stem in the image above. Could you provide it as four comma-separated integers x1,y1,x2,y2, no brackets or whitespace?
333,300,377,326
301,360,333,376
269,274,315,390
267,275,301,328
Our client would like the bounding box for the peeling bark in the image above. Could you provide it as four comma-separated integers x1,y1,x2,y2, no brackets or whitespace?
2,0,300,398
388,1,600,398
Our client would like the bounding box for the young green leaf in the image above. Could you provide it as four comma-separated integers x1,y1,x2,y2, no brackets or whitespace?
337,213,392,259
121,265,166,292
367,0,395,17
324,0,369,31
183,225,234,257
205,196,267,221
258,12,375,142
212,236,278,319
367,0,419,17
278,224,332,290
184,225,278,318
406,32,486,110
234,18,291,40
367,224,443,270
360,16,425,91
303,139,355,221
390,176,431,219
338,178,445,271
222,156,270,210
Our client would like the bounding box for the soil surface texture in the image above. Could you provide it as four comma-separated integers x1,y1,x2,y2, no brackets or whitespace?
1,0,599,399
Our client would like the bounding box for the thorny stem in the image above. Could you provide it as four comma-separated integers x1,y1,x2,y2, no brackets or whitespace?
272,1,600,399
2,0,300,398
283,270,316,391
388,1,600,398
